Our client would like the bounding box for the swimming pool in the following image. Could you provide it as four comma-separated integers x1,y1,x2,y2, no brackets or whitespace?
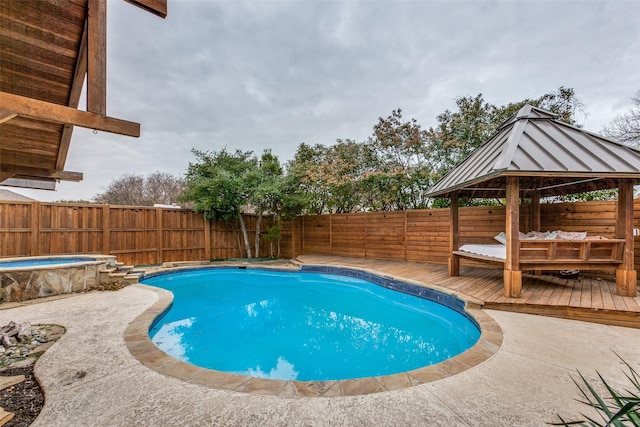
144,267,480,381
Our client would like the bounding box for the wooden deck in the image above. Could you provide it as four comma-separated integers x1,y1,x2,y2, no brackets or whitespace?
296,255,640,329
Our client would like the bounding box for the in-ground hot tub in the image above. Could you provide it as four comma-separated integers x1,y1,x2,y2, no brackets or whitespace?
0,255,117,302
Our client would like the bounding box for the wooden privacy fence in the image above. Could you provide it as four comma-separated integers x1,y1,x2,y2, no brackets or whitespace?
0,199,638,271
0,202,295,265
298,199,640,272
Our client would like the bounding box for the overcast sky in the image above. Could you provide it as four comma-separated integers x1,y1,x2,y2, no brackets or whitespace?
9,0,640,202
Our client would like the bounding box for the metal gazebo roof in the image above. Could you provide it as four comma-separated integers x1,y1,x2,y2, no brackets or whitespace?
426,105,640,199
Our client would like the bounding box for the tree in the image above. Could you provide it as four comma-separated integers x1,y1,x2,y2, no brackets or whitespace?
321,140,373,213
92,171,184,206
424,87,584,181
249,150,285,258
181,148,296,259
286,140,379,214
283,88,587,212
181,148,257,258
366,109,434,210
603,90,640,148
144,172,185,206
285,143,329,215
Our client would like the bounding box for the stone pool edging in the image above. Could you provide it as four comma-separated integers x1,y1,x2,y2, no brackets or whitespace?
0,255,118,302
126,263,503,398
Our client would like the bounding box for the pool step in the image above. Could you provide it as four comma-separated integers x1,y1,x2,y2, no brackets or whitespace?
124,273,142,284
107,272,127,279
97,259,144,286
98,269,117,283
115,265,134,273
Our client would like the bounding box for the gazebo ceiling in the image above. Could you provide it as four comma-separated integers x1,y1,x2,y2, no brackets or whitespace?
426,105,640,199
0,0,167,190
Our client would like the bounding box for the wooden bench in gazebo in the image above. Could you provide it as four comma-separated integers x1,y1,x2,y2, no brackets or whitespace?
453,238,626,272
426,105,640,298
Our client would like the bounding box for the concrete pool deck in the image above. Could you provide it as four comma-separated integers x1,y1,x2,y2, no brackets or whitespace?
2,284,640,426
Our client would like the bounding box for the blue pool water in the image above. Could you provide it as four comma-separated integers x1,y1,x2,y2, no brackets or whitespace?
144,268,480,381
0,257,94,268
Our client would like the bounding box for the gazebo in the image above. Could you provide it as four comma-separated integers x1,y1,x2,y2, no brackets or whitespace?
426,105,640,298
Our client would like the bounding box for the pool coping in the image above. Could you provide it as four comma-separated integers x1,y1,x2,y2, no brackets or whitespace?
125,264,504,398
0,254,117,272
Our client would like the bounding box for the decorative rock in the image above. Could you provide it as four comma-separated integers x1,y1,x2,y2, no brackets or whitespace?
29,341,54,355
1,322,66,369
17,321,32,342
9,356,37,368
0,321,19,337
1,334,15,349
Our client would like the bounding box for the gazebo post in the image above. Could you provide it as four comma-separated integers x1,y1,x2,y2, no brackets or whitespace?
531,186,541,232
504,176,522,297
531,185,542,276
615,179,637,297
449,192,460,276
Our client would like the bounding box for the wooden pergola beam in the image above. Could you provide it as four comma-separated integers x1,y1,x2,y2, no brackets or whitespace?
87,0,107,115
0,109,18,125
0,165,83,182
124,0,168,18
0,92,140,137
57,22,89,170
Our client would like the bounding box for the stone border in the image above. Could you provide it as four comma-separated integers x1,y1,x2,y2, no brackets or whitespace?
0,255,116,272
0,255,119,303
125,267,503,398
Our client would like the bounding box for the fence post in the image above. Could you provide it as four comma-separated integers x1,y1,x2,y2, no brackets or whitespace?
292,217,300,258
102,204,110,255
30,202,40,256
404,210,408,262
329,214,333,256
204,215,211,261
301,216,305,255
364,212,368,259
156,207,164,264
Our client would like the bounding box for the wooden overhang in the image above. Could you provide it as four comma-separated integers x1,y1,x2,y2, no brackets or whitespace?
0,0,167,190
426,105,640,298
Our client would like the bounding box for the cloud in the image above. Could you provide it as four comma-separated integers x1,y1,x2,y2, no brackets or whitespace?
10,0,640,202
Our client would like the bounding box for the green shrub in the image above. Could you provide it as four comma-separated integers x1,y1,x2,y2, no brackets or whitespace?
552,354,640,426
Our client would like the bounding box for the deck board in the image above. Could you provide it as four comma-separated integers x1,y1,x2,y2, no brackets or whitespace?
592,278,605,310
568,280,583,308
580,279,592,309
297,255,640,328
546,284,566,307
